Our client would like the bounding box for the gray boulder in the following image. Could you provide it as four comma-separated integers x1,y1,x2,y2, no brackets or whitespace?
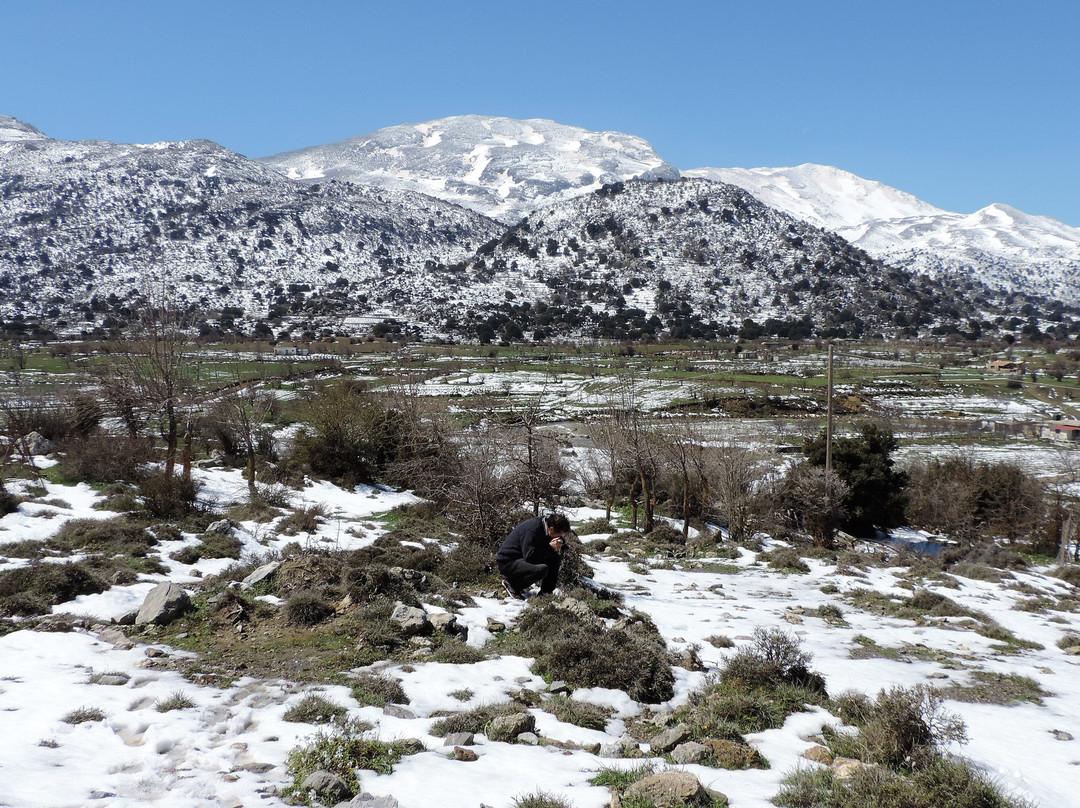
333,794,400,808
625,771,722,808
487,712,535,741
302,770,350,802
429,612,468,640
241,561,281,590
19,431,53,455
650,723,691,754
206,519,235,535
598,734,640,758
671,741,710,764
390,602,430,636
444,732,475,746
135,582,192,626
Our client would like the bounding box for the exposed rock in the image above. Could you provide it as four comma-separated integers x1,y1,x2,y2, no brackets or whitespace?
93,673,131,686
674,646,705,671
517,732,540,745
671,741,710,764
453,747,478,762
334,795,399,808
397,738,426,754
135,582,192,626
546,680,571,694
19,431,53,455
444,732,475,747
488,712,536,740
650,723,691,754
598,735,640,758
624,771,718,808
555,597,598,623
486,618,507,632
383,703,415,719
429,612,468,640
241,562,281,590
702,738,765,770
1064,646,1080,656
804,745,834,765
832,757,869,779
96,628,127,644
1052,730,1074,741
144,646,167,658
301,770,350,802
207,519,235,535
390,603,430,636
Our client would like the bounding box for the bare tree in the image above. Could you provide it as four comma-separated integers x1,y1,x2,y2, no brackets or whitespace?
102,295,193,476
209,385,278,493
504,400,566,516
710,441,767,544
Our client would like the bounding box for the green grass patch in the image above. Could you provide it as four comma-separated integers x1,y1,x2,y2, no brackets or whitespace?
942,671,1049,705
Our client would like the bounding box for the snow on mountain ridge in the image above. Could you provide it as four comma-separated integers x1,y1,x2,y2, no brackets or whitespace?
690,163,1080,304
258,115,681,223
0,115,49,142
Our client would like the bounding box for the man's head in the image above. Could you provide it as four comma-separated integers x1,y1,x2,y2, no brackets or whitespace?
545,513,571,538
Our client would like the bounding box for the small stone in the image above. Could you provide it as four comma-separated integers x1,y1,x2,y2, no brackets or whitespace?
650,723,691,754
301,770,349,802
390,602,430,636
135,582,192,627
444,732,474,746
927,672,948,679
383,703,415,719
240,562,280,590
453,746,478,761
804,745,834,765
546,680,570,694
88,791,117,800
97,628,127,644
517,732,539,745
488,712,535,740
242,762,275,773
207,519,234,535
832,757,867,779
1064,646,1080,656
1051,730,1074,741
671,741,709,764
145,647,166,658
94,673,131,686
486,618,507,632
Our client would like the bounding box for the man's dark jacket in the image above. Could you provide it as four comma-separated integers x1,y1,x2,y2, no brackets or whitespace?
496,516,562,592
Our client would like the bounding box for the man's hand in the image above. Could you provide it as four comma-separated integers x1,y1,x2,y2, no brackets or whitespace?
549,535,565,552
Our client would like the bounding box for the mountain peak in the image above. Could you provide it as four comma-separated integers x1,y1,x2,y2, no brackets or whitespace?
0,116,49,142
258,115,680,222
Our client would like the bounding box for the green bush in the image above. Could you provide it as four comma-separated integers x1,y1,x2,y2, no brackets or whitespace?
761,547,810,574
1055,565,1080,588
429,702,527,737
51,517,156,557
155,691,196,712
773,752,1030,808
285,718,416,801
541,694,613,730
512,791,575,808
277,505,326,536
284,694,348,724
721,628,826,693
510,603,674,703
139,472,200,518
285,591,335,626
62,706,106,724
350,672,409,707
0,562,107,617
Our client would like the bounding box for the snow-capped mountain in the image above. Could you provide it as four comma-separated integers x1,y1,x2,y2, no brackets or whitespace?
258,115,681,224
686,164,1080,305
0,118,502,325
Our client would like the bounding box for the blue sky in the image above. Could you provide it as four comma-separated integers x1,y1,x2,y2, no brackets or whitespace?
4,1,1078,225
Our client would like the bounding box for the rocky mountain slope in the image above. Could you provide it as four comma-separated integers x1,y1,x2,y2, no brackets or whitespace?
0,116,1075,341
439,177,1041,341
687,164,1080,306
0,116,502,326
258,115,681,224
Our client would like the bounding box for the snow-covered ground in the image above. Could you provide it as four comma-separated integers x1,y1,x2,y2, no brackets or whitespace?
1,468,1078,807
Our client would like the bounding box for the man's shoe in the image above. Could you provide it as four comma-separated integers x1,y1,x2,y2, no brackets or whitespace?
501,579,525,600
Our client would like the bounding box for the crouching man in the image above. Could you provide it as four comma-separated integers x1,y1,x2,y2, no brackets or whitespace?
496,513,571,600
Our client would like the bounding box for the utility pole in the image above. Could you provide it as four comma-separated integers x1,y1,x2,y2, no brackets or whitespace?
826,343,834,477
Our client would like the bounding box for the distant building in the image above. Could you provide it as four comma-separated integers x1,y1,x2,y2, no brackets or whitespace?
1044,420,1080,443
273,346,310,356
987,359,1024,372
